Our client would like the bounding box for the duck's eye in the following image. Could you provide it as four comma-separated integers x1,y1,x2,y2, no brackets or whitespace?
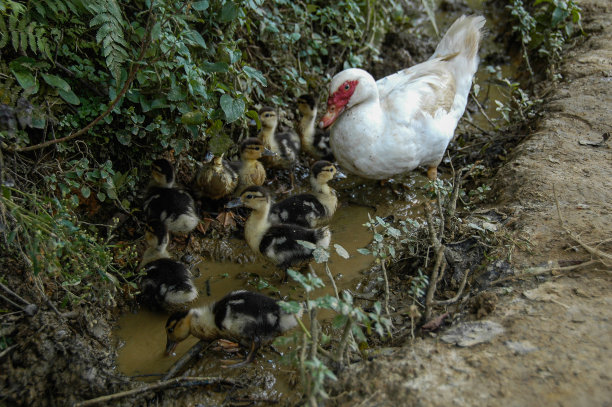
344,83,350,90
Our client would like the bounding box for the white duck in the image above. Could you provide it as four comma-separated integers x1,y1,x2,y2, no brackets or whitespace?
320,15,486,180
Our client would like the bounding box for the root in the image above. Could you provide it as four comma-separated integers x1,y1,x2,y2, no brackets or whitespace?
162,340,210,381
73,376,241,407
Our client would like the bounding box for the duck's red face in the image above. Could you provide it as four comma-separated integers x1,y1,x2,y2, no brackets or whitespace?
320,80,358,129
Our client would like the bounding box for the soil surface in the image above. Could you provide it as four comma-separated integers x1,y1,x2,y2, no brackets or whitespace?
331,0,612,405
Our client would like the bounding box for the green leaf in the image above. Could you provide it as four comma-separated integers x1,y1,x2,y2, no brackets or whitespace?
192,0,209,11
80,186,91,198
227,49,241,64
220,2,239,22
242,66,267,86
11,68,38,94
334,243,349,259
186,30,206,49
116,131,131,146
97,192,106,202
219,94,244,123
277,300,302,314
41,73,71,92
202,61,229,73
58,89,80,105
181,111,206,125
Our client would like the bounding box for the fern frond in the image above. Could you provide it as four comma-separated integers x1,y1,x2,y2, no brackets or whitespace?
86,0,129,83
0,16,8,48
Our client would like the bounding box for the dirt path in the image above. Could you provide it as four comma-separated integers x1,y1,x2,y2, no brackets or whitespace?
331,1,612,405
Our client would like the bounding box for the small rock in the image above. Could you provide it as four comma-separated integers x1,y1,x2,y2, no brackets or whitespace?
504,340,538,355
441,320,505,347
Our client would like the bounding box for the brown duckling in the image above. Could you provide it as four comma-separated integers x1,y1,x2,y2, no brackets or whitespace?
269,160,345,228
297,94,334,161
194,151,238,201
226,186,331,279
228,137,275,195
165,290,301,366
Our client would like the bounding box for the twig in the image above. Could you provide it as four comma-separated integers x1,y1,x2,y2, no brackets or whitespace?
73,376,241,407
0,344,18,359
433,269,469,305
423,203,446,321
470,92,498,130
380,260,392,319
490,259,600,286
553,186,612,264
162,340,210,381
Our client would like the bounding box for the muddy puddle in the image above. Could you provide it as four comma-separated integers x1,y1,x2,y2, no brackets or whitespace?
116,202,381,377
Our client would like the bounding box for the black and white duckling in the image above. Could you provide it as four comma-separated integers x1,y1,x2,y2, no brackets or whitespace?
269,160,345,228
194,152,238,201
258,106,301,190
139,220,198,311
297,94,334,161
228,137,275,195
258,107,301,167
144,159,199,236
226,186,331,277
165,290,301,366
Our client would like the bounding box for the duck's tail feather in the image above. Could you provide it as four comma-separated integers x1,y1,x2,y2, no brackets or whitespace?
432,15,485,62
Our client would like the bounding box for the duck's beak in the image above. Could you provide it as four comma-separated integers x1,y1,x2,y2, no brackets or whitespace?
165,338,178,356
204,151,214,163
225,197,243,208
320,103,344,129
262,148,276,157
335,170,347,180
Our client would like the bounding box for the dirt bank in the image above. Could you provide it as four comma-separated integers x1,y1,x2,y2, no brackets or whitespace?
331,0,612,405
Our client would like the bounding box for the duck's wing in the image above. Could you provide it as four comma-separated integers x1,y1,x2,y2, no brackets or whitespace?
376,58,457,120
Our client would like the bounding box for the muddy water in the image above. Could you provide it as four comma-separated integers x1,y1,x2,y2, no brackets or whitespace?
115,202,379,377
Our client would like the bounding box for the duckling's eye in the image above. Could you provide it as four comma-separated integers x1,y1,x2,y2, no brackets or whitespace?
254,147,260,151
168,327,174,333
246,194,253,199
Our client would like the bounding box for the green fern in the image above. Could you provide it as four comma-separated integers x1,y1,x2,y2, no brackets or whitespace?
0,11,52,58
86,0,129,84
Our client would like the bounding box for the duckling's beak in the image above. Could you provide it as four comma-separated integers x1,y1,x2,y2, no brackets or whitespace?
204,151,214,163
165,338,178,356
225,197,243,208
335,170,347,180
262,148,276,157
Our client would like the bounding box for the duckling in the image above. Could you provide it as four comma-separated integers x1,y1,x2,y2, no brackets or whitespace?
297,94,334,161
228,137,275,195
269,160,345,228
226,186,331,278
165,290,301,366
139,220,198,311
258,107,301,190
194,151,238,200
144,159,199,236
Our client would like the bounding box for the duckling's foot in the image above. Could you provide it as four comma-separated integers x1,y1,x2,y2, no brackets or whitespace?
427,166,438,180
216,211,236,229
220,338,261,368
216,338,241,352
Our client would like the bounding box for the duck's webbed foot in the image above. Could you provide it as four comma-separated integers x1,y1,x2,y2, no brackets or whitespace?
220,337,261,368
